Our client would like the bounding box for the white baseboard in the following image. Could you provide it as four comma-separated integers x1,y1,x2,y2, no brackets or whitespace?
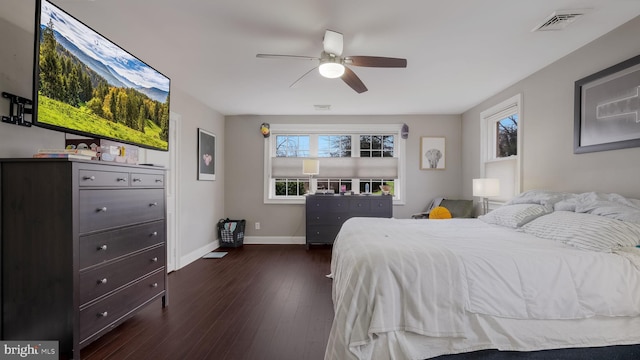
243,236,305,245
179,240,219,269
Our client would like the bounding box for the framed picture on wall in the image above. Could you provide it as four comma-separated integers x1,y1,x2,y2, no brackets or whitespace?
574,54,640,153
198,128,216,181
420,136,445,170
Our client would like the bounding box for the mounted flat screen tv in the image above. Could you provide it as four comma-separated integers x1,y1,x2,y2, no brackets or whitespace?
33,0,170,151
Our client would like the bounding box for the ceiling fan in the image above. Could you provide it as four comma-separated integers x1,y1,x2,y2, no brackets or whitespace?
256,30,407,94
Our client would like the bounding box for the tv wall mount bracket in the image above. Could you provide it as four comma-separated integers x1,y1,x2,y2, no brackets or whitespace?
1,92,33,127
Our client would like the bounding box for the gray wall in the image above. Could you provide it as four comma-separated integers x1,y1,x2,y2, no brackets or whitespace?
0,2,225,266
8,0,638,251
225,114,462,238
462,16,640,201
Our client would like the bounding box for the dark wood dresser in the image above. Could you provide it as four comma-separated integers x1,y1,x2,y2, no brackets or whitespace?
305,194,393,248
0,159,167,359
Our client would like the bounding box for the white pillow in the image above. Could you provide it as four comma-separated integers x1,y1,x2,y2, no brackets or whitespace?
479,204,551,228
521,211,640,252
505,190,571,207
573,192,640,224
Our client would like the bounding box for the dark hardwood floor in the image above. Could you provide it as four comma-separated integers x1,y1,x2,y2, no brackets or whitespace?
81,245,334,360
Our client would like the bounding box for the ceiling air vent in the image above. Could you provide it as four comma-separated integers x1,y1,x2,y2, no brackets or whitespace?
532,10,587,31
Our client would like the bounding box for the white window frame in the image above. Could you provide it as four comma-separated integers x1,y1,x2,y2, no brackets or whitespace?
480,94,522,205
264,123,406,205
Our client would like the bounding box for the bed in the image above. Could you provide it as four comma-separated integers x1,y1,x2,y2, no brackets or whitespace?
324,191,640,360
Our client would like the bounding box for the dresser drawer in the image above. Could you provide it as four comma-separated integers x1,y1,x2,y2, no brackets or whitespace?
130,172,164,188
79,189,165,233
307,197,349,213
306,213,350,225
349,198,371,213
79,221,165,269
369,197,392,216
306,225,341,244
80,245,165,305
79,269,165,343
79,169,129,187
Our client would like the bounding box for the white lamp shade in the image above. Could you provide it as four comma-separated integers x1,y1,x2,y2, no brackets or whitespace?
473,178,500,197
318,62,345,78
302,159,320,175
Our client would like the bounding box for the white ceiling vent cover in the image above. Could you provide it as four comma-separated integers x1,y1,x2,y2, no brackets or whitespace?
314,104,331,111
533,10,588,31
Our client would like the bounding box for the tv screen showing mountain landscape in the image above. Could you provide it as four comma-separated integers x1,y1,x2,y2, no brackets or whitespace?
34,0,170,151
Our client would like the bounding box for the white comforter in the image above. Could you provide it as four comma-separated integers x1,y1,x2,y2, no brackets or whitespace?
326,217,640,360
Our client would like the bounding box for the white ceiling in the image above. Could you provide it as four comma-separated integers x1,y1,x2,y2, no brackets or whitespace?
5,0,640,115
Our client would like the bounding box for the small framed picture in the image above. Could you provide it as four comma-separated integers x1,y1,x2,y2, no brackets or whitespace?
420,136,445,170
198,128,216,181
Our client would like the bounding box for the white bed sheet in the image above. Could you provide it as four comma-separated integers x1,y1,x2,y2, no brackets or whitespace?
325,217,640,360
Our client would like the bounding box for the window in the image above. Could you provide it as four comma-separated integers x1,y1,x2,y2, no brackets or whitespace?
318,135,351,157
265,124,406,204
480,94,522,203
276,135,309,157
358,135,395,194
496,115,518,158
360,135,394,157
274,178,307,196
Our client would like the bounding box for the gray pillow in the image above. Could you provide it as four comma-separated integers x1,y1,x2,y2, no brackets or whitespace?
479,204,551,228
439,199,474,218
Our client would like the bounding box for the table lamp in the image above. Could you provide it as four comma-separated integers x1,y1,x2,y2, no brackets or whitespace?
302,159,320,194
473,178,500,215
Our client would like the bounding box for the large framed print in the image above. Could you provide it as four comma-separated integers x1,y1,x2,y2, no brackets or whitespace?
198,128,216,180
574,54,640,153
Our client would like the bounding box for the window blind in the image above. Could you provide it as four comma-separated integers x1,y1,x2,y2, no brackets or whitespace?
272,157,398,179
485,158,516,201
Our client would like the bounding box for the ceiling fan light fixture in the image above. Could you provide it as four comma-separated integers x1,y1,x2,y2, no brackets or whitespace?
319,62,345,78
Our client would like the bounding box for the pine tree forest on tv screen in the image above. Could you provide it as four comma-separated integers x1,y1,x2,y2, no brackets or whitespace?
37,16,169,151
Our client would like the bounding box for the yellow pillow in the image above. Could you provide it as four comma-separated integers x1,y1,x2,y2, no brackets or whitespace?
429,206,452,219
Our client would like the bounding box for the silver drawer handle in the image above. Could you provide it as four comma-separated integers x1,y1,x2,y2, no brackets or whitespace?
151,257,158,262
98,245,108,251
132,178,142,182
149,202,158,207
97,207,108,212
116,177,127,182
155,179,163,183
83,176,95,181
98,311,108,317
151,231,158,237
98,278,108,284
151,283,158,288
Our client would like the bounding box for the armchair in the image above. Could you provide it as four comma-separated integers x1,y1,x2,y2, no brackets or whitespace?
411,198,474,219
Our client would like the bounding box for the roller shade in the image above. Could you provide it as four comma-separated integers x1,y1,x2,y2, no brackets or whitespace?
485,158,516,202
272,157,398,179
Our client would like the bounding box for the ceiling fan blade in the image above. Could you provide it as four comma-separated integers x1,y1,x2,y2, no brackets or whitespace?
256,54,319,61
290,67,318,88
345,56,407,68
323,30,343,56
341,67,368,94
